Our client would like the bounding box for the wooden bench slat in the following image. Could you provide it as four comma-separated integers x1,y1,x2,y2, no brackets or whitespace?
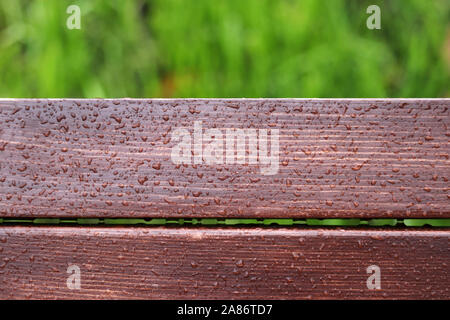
0,99,448,218
0,226,448,299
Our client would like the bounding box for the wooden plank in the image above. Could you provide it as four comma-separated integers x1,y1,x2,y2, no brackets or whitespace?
0,226,448,299
0,99,448,218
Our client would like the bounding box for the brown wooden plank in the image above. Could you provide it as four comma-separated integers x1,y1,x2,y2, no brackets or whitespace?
0,226,448,299
0,99,448,218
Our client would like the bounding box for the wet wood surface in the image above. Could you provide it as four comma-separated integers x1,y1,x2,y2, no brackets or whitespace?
0,226,448,299
0,99,448,218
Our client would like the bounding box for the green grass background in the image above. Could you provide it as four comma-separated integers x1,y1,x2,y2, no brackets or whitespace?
0,0,448,98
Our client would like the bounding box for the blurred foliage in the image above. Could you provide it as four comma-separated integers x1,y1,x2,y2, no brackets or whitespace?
0,0,448,98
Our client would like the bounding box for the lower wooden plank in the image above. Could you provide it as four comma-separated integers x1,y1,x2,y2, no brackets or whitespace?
0,227,448,299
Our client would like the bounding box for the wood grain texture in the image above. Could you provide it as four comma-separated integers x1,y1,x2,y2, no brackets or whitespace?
0,99,448,218
0,226,448,299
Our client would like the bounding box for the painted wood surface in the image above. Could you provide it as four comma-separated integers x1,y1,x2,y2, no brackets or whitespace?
0,99,448,218
0,227,448,299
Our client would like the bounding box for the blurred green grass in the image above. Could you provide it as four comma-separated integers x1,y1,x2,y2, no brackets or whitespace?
0,0,448,98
